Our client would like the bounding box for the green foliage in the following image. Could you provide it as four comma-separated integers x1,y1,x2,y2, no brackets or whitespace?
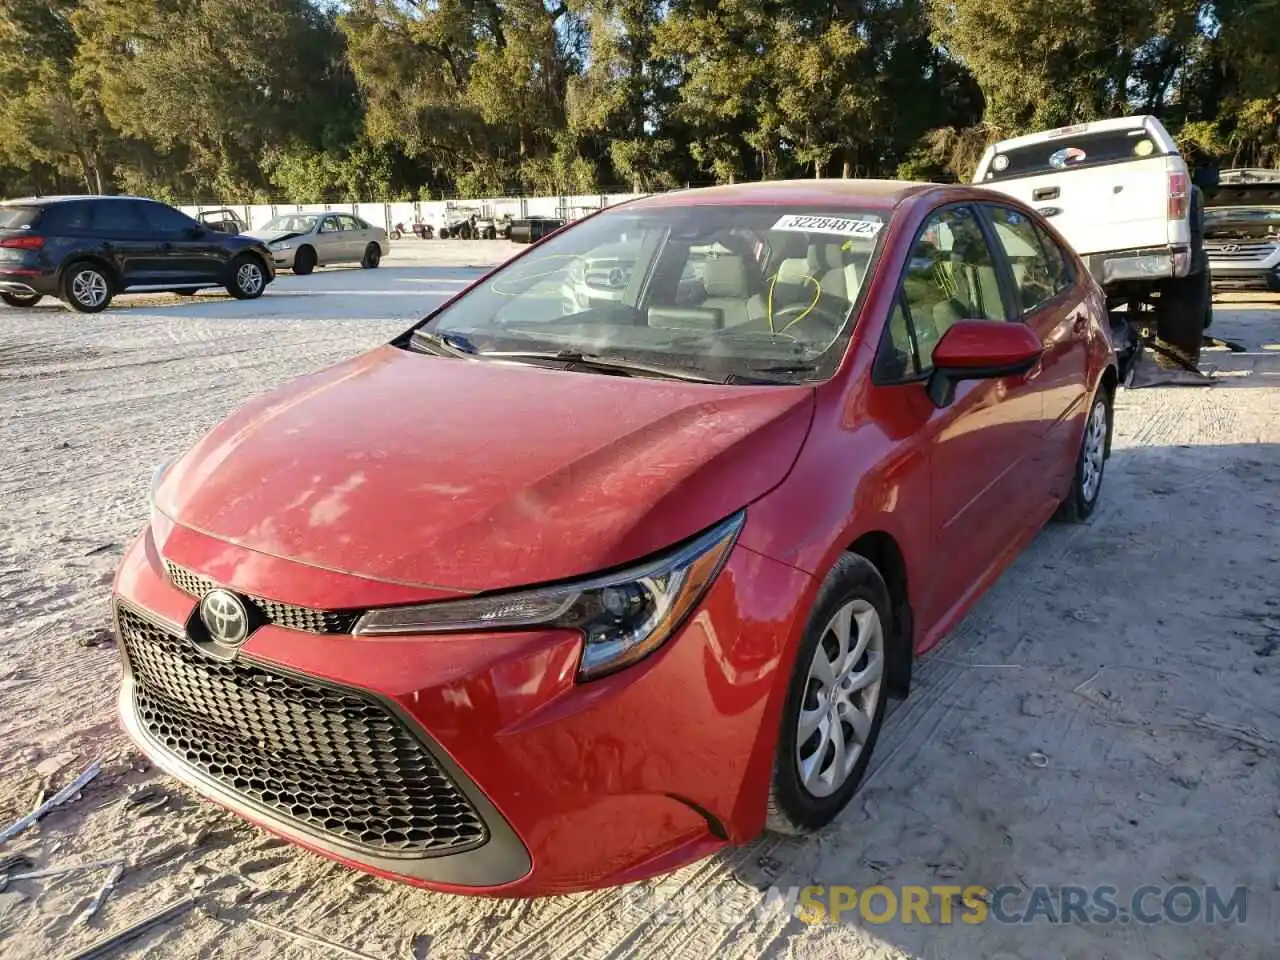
0,0,1274,201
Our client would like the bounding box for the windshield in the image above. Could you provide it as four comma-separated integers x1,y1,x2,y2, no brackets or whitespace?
260,214,319,234
982,128,1169,182
417,203,890,382
0,206,41,230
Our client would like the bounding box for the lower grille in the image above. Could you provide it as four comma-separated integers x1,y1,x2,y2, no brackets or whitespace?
119,605,488,857
164,560,360,635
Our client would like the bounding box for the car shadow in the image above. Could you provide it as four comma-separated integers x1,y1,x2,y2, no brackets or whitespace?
687,439,1279,959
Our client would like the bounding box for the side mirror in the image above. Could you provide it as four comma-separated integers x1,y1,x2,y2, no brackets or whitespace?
927,320,1044,408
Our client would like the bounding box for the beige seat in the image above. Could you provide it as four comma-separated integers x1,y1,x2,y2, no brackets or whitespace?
816,243,866,302
700,255,765,327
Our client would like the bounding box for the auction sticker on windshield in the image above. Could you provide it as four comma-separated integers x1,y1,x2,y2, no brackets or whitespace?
771,214,884,237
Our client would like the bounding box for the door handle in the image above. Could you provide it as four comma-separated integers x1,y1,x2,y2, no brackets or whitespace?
1033,186,1060,201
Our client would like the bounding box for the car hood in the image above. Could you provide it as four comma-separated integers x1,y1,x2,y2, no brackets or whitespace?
155,346,815,594
247,230,305,244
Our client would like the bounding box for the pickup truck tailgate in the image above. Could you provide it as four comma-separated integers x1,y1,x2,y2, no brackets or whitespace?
980,155,1175,256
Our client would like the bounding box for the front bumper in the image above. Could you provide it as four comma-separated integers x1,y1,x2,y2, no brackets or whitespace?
112,521,813,895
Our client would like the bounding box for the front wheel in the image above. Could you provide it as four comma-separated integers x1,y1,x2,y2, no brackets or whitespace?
1055,390,1110,523
62,262,113,313
389,229,402,241
1,291,42,308
767,553,891,834
292,245,316,276
226,256,267,300
361,243,381,269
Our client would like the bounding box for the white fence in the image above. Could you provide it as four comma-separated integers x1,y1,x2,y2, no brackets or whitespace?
177,193,650,233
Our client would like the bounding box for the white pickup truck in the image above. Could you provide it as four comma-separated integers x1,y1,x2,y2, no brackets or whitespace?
973,115,1210,360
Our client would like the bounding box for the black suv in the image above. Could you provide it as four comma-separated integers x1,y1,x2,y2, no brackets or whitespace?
0,196,275,312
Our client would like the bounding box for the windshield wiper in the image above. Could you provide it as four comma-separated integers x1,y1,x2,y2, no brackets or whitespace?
478,349,727,383
748,361,818,374
409,329,478,359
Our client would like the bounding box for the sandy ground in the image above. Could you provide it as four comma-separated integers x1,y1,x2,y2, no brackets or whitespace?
1,245,1278,959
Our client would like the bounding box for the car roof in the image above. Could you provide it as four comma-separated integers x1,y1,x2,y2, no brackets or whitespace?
0,195,152,206
629,178,939,212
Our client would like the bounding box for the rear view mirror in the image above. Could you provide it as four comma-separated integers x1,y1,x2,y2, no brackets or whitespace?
927,320,1044,408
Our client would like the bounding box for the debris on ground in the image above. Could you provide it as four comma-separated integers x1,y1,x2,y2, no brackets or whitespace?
77,861,124,926
66,894,198,960
0,758,103,844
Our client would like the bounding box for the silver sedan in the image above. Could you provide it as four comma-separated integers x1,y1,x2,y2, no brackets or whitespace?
248,212,389,275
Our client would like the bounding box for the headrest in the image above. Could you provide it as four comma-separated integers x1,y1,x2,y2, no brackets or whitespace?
702,255,750,298
769,231,809,260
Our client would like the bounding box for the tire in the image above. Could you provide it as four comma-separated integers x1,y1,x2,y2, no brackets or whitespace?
361,243,381,269
766,553,892,834
292,245,316,276
438,228,450,240
226,255,267,300
175,288,201,297
61,261,113,313
1055,388,1110,523
389,230,402,241
1156,269,1210,364
1,291,42,307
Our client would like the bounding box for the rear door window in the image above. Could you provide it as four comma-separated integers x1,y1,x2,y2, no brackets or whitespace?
339,215,363,231
984,128,1168,182
0,206,42,230
987,206,1059,313
91,200,146,235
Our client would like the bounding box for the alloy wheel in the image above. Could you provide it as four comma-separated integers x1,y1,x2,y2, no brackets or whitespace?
1080,400,1107,503
796,598,885,798
236,262,264,296
72,269,108,308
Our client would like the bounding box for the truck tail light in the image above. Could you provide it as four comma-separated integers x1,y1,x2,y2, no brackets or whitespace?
1168,172,1188,220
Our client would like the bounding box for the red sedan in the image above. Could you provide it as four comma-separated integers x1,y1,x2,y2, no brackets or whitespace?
114,180,1117,896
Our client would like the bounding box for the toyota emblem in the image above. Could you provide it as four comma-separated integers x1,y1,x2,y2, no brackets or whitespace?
199,589,250,646
1221,244,1240,253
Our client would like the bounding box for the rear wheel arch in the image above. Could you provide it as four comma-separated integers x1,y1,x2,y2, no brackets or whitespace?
847,531,913,699
1098,366,1118,458
58,255,117,290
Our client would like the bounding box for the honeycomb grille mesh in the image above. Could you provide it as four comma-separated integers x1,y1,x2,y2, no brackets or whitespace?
164,561,360,634
119,605,488,857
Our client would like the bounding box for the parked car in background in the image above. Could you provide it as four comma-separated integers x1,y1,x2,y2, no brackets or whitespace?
116,180,1117,896
0,195,273,312
248,212,388,275
197,208,247,235
974,115,1211,361
1202,168,1280,292
508,217,565,244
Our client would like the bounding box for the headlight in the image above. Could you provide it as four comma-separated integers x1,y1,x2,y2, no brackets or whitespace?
268,241,292,252
353,512,744,680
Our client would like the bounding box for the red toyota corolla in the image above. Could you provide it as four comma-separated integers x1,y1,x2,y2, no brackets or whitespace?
114,180,1116,896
